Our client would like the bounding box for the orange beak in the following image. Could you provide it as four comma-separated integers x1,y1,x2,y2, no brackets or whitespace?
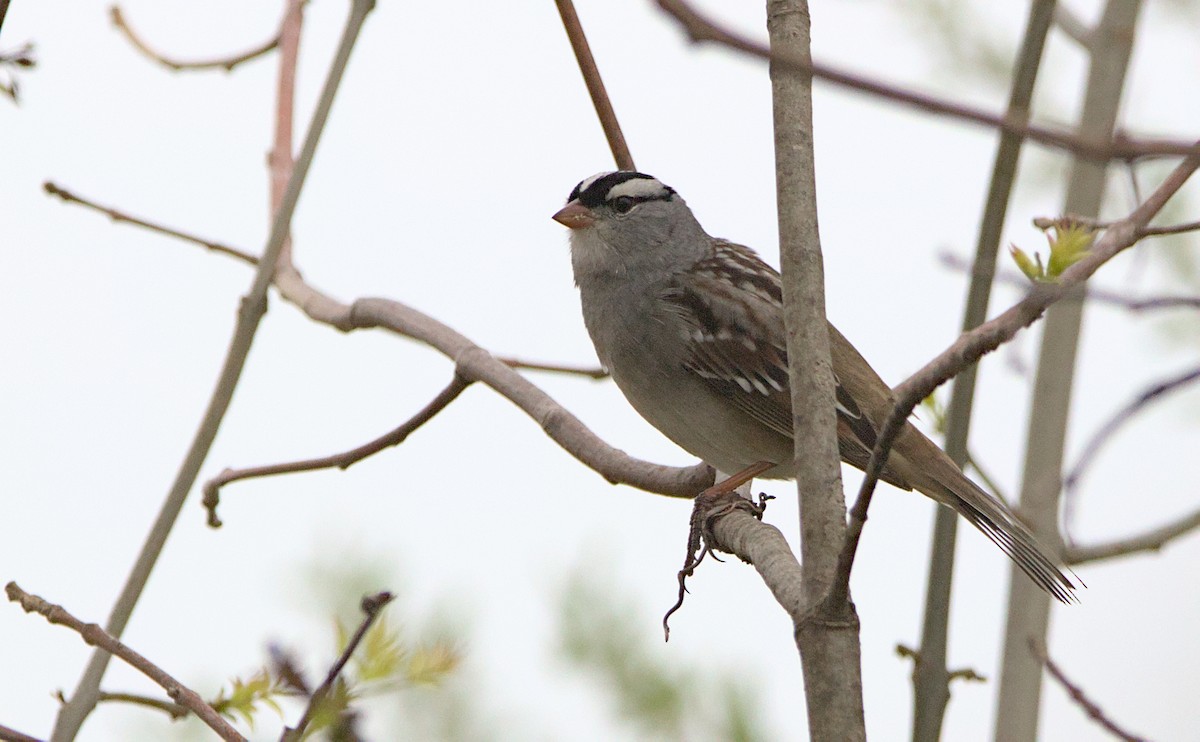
552,201,597,229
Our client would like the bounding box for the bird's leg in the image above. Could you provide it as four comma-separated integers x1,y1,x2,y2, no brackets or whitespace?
663,461,775,640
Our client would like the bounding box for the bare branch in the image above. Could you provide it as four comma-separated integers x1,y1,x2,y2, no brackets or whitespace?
498,356,609,379
840,144,1200,589
109,6,279,72
941,252,1200,313
51,4,375,738
1065,366,1200,498
655,0,1198,161
1034,213,1200,237
281,592,394,742
554,0,635,170
1028,640,1148,742
202,375,471,527
42,182,260,265
6,582,245,742
1066,505,1200,565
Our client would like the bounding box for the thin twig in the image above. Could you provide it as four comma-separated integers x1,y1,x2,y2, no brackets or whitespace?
281,592,394,742
554,0,635,170
498,356,609,379
110,6,279,72
655,0,1199,161
202,375,471,527
1034,213,1200,237
940,252,1200,312
1064,365,1200,494
834,142,1200,600
1028,639,1148,742
51,4,375,739
42,182,260,265
1065,504,1200,565
95,691,189,720
6,582,245,742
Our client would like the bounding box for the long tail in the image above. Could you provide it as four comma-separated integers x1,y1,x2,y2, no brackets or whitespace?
931,476,1078,604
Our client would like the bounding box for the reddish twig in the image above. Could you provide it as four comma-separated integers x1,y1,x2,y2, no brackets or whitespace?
280,592,394,742
202,375,471,527
655,0,1199,162
1034,213,1200,237
42,181,260,265
110,6,279,72
940,252,1200,313
1028,640,1148,742
554,0,635,170
5,582,246,742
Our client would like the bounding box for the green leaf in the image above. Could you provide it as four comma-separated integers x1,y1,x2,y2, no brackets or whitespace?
1046,223,1095,278
1009,244,1044,282
210,669,287,731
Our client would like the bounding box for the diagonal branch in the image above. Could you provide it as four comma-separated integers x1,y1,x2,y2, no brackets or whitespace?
202,375,472,527
42,182,260,265
280,592,394,742
834,143,1200,599
110,6,280,72
555,0,635,170
6,583,245,742
1028,639,1148,742
1064,365,1200,494
655,0,1199,161
0,723,42,742
1064,505,1200,565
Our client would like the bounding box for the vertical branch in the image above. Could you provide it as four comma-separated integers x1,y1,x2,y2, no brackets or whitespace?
49,3,375,739
994,1,1143,740
271,0,303,267
911,3,1058,740
766,0,862,739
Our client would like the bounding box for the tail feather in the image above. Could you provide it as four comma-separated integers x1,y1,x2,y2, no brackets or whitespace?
950,491,1079,604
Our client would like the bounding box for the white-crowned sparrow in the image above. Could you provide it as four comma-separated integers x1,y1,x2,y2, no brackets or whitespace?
553,170,1076,603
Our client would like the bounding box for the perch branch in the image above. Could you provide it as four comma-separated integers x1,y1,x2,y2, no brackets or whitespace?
1065,505,1200,565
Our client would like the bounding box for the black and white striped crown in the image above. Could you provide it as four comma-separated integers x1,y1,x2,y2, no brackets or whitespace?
568,171,677,209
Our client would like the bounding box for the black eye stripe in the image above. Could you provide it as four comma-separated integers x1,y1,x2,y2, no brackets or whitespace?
568,171,675,208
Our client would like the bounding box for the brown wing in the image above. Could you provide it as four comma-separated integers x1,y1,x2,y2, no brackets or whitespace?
663,240,912,490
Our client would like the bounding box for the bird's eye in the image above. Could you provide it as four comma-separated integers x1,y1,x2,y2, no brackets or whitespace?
610,196,636,214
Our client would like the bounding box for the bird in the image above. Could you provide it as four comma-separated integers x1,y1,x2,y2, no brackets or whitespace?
552,170,1077,603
